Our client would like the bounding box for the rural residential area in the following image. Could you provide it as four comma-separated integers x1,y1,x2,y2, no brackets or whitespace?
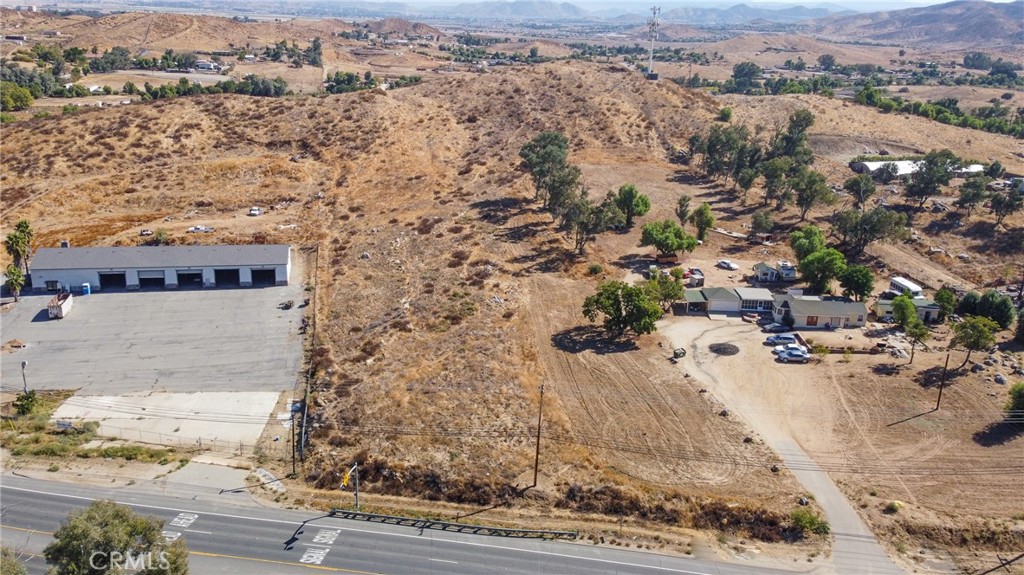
0,0,1022,574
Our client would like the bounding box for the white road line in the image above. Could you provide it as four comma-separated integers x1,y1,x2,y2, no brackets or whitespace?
184,529,213,534
303,543,331,548
428,558,458,564
1,485,717,575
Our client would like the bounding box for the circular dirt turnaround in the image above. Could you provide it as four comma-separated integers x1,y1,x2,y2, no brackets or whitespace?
709,343,740,356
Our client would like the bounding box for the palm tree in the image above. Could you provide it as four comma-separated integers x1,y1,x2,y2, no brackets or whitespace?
5,264,24,302
4,232,28,273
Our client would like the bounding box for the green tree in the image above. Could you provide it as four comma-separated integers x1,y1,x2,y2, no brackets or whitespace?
688,203,715,241
843,174,876,211
44,499,189,575
641,220,698,256
0,81,34,111
792,168,835,221
614,184,650,228
891,294,916,329
718,107,732,122
905,318,930,364
951,315,999,370
4,230,29,273
958,291,980,315
674,194,691,228
736,168,758,197
833,208,909,256
955,177,989,218
0,547,26,575
789,225,826,261
769,109,815,168
1008,382,1024,412
989,189,1023,226
644,273,684,311
519,132,569,202
730,61,763,93
751,209,773,234
582,281,663,338
799,247,846,293
759,156,794,208
4,264,24,302
905,148,959,209
977,289,1017,329
817,54,837,71
839,264,874,301
563,191,623,255
543,162,583,216
934,287,956,322
985,161,1005,179
872,162,899,184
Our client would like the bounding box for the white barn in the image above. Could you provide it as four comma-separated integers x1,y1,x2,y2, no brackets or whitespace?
30,245,291,292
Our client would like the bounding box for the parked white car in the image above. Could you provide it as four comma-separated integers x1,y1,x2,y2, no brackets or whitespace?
717,259,740,271
139,229,153,237
779,349,812,363
248,207,263,216
773,343,808,355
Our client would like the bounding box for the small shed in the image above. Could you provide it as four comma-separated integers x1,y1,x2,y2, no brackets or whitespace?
753,262,777,282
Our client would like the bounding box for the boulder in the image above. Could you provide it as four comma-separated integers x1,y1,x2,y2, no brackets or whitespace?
971,364,986,373
995,374,1008,385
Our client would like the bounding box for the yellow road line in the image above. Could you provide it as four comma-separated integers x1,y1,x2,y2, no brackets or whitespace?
2,525,381,574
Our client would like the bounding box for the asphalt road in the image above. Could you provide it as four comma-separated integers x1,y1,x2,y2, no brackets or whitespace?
0,475,808,575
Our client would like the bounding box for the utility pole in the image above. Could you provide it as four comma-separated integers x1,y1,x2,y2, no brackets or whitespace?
290,411,296,476
20,361,27,394
532,384,544,488
353,464,360,511
935,352,950,410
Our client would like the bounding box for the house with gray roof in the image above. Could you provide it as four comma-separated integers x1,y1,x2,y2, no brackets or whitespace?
30,245,291,292
772,293,867,329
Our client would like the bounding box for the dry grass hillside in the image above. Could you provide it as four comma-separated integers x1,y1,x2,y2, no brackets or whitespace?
0,9,355,53
3,56,1023,565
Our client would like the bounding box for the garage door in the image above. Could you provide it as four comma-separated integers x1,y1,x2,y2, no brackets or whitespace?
176,271,203,289
251,269,277,287
138,270,165,290
214,268,240,287
98,272,127,291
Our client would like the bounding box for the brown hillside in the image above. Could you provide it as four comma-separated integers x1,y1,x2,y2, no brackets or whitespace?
805,0,1024,50
363,18,441,38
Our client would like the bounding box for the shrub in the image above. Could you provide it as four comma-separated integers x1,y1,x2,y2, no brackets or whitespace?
587,264,603,275
790,508,830,535
884,501,903,514
13,391,37,416
1008,382,1024,413
718,107,733,122
0,112,16,124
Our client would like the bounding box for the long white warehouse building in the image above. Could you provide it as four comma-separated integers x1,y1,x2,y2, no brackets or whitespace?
30,244,291,292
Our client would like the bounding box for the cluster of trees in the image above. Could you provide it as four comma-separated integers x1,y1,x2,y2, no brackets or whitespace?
856,83,1024,137
4,220,33,302
263,38,322,67
955,177,1024,225
519,132,630,255
788,224,876,299
323,71,422,94
0,81,33,111
127,75,290,100
957,290,1018,330
961,52,1021,81
688,109,837,219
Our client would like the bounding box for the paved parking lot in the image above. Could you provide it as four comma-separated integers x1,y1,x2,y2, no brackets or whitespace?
1,284,305,395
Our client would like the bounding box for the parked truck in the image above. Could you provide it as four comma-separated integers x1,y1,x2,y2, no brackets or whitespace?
47,292,73,319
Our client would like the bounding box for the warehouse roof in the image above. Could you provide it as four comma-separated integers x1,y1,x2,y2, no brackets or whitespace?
32,245,290,271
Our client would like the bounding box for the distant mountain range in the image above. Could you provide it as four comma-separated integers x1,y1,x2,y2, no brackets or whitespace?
804,0,1024,47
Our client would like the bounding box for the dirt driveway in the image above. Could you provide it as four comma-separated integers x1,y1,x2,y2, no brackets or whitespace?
661,317,909,575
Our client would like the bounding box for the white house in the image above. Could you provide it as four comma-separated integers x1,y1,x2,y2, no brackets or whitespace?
850,160,921,177
772,294,867,329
